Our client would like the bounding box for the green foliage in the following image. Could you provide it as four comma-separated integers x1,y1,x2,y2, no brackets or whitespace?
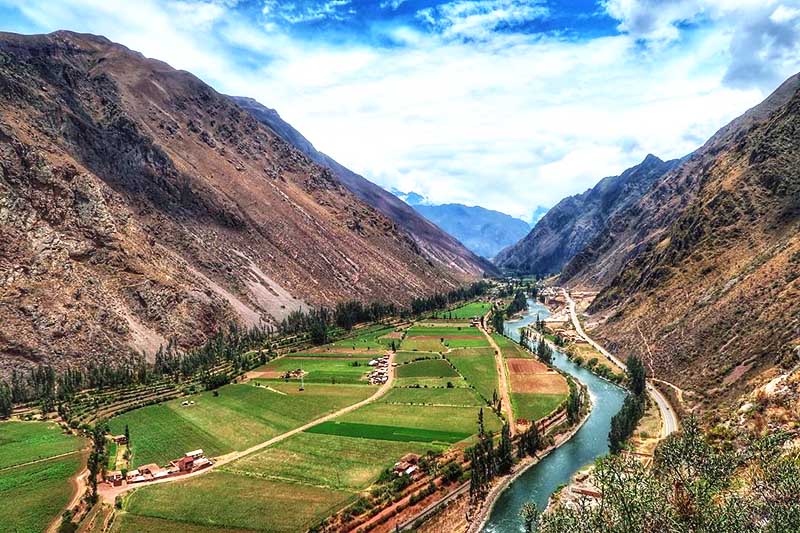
626,355,647,397
539,417,800,533
608,394,645,453
566,378,581,425
506,290,529,317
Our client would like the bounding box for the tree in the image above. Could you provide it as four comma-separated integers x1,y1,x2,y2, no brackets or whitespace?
492,311,504,334
0,381,12,419
497,422,514,475
626,355,647,397
609,394,645,453
478,407,485,437
520,502,538,533
124,424,130,446
566,378,581,425
87,423,108,502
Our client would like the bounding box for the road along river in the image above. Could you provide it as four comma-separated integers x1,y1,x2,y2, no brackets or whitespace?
482,299,627,532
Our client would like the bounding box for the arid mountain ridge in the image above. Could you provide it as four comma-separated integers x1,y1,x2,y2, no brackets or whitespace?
508,73,800,412
0,31,491,374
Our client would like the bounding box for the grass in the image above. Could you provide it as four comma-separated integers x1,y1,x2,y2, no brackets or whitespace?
124,471,351,532
254,357,372,384
0,454,83,533
329,325,399,350
0,421,83,470
381,387,485,407
113,514,253,532
511,392,566,422
395,351,437,364
394,376,468,388
405,326,482,338
395,359,458,378
492,334,530,358
337,402,500,436
108,382,373,467
223,432,436,491
399,337,446,352
444,337,490,348
306,421,470,444
282,351,372,359
447,350,499,402
444,302,492,319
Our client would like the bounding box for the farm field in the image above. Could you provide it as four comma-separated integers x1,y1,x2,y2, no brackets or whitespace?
224,432,436,490
329,325,400,350
108,382,373,467
492,333,530,358
0,421,84,533
381,386,485,406
337,402,500,436
445,302,492,319
306,420,469,444
395,351,437,364
511,392,566,422
447,348,499,402
395,359,459,378
121,471,350,532
0,420,83,469
113,514,253,532
251,356,372,384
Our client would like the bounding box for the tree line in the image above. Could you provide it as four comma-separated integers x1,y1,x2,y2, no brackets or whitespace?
409,281,490,315
608,354,647,453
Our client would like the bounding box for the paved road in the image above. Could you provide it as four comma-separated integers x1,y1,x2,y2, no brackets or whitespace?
563,290,678,438
479,309,515,436
99,352,397,503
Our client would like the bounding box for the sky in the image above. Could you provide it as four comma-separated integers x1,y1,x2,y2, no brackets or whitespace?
1,1,800,220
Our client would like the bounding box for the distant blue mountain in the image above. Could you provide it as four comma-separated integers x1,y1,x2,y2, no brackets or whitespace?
391,190,536,259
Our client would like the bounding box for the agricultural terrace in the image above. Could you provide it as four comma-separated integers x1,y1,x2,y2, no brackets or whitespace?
118,317,502,532
0,421,85,533
494,335,569,424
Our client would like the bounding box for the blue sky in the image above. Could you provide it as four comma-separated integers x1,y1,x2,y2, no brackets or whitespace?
2,0,800,220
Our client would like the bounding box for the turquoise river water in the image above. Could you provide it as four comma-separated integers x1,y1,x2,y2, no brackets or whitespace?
482,299,627,532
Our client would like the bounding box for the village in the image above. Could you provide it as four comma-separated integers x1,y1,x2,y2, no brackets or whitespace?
367,354,392,385
104,433,213,488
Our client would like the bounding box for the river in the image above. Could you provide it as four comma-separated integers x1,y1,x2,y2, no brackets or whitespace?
482,299,627,532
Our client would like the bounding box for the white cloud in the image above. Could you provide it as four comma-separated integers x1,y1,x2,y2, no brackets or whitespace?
1,0,798,220
416,0,549,40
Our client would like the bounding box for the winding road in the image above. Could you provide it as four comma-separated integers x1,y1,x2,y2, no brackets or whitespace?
479,310,516,436
99,351,397,504
563,289,678,437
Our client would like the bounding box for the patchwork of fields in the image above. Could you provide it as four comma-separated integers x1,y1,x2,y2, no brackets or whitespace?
0,421,85,533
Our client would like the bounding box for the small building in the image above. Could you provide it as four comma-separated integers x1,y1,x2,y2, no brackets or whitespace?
106,470,124,486
112,435,128,445
175,449,210,472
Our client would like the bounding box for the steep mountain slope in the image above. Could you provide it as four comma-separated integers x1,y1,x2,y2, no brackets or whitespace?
495,155,679,276
411,203,531,258
562,73,800,409
0,31,476,373
230,97,497,277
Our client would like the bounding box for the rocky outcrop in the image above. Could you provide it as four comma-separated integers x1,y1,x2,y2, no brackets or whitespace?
0,31,483,373
494,155,678,276
561,73,800,409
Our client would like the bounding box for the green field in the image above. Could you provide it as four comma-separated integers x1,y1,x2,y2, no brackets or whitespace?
405,326,481,338
306,421,469,444
444,337,490,348
511,392,566,422
0,421,84,533
108,382,373,467
329,325,400,350
395,359,458,378
123,471,350,532
381,386,485,407
338,402,500,436
223,432,435,490
0,421,82,470
395,351,436,365
493,334,530,358
113,514,252,533
445,302,492,318
254,356,372,384
399,337,446,352
447,349,499,402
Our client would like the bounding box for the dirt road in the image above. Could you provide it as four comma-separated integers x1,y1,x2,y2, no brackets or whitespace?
99,352,397,503
563,289,678,437
478,310,515,436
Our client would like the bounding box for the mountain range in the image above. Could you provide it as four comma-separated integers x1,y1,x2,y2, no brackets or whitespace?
0,31,492,373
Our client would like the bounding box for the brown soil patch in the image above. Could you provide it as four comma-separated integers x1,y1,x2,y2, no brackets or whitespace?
509,373,569,394
507,358,548,374
380,331,404,339
246,370,283,379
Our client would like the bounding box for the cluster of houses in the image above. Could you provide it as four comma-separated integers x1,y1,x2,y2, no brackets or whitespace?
367,355,390,384
105,449,213,487
551,327,585,344
392,453,421,478
282,368,305,380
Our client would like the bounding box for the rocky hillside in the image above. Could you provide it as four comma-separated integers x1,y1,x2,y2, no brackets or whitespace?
562,73,800,410
0,31,485,373
495,155,678,276
411,203,531,259
230,97,497,277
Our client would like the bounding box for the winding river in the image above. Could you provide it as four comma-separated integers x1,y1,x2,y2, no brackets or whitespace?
482,299,627,532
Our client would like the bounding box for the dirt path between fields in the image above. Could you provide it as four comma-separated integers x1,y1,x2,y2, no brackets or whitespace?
99,351,397,504
0,449,84,473
478,310,515,436
46,447,90,533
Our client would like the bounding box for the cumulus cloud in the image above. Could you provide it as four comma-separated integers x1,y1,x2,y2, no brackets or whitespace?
0,0,798,219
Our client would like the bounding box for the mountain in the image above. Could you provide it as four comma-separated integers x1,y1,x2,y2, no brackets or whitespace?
0,31,486,373
494,155,679,276
230,97,496,278
561,72,800,408
411,203,531,259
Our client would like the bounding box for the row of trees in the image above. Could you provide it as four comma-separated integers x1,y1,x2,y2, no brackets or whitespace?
0,382,12,418
409,281,490,315
608,355,647,453
506,290,529,316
